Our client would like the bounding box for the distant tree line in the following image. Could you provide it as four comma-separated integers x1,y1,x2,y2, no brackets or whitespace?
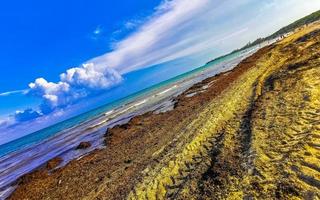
206,10,320,65
236,9,320,52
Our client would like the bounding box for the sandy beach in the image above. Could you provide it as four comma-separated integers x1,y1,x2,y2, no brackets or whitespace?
0,40,259,199
5,22,320,199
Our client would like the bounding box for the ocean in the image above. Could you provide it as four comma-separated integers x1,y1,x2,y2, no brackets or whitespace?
0,49,247,158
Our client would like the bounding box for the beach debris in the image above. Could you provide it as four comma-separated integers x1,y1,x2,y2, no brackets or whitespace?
76,141,92,150
46,157,63,170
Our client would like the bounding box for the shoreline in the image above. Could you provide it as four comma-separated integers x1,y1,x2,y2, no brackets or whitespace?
0,44,260,199
7,43,274,199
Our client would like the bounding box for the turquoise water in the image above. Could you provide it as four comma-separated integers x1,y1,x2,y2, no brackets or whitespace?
0,50,243,158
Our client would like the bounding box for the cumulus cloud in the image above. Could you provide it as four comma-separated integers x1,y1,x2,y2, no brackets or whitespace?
60,63,122,89
29,78,70,109
26,63,122,117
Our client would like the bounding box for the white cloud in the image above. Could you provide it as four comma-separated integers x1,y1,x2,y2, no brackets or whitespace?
29,78,70,109
60,63,122,89
89,0,320,74
90,0,210,73
28,63,122,114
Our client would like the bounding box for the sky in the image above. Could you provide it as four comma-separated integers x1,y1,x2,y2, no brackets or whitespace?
1,0,320,144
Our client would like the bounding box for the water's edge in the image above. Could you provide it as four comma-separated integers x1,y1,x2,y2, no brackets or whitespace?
0,46,262,199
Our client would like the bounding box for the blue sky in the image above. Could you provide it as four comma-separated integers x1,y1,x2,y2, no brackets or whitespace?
1,0,320,144
0,0,161,93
